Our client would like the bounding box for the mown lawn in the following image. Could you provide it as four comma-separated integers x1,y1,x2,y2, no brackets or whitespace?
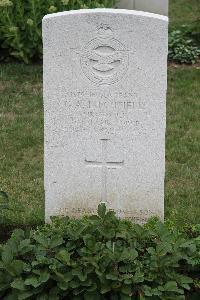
169,0,200,28
0,64,44,227
166,67,200,226
0,64,199,228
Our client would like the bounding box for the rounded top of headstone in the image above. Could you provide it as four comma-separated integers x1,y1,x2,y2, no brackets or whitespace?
42,8,168,22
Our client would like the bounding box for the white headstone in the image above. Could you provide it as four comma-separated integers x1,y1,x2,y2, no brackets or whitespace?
43,9,168,223
116,0,168,16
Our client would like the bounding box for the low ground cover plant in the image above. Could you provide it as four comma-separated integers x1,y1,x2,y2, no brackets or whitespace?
0,204,199,299
169,24,200,64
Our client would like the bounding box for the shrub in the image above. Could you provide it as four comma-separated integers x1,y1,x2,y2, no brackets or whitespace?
0,0,115,63
168,26,200,64
0,204,199,299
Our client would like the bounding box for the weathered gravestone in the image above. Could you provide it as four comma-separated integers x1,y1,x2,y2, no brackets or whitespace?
43,9,168,223
116,0,168,16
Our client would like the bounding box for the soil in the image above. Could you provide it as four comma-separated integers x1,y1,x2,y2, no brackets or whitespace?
168,59,200,69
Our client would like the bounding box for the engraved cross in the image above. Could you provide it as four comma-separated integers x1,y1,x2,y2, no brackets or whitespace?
85,139,124,203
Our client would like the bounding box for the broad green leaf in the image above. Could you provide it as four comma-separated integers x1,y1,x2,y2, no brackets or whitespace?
97,203,106,218
177,275,193,283
12,260,24,276
157,242,172,256
56,249,71,265
120,248,138,261
72,268,87,282
70,279,80,289
133,269,144,283
164,281,180,292
49,235,64,249
142,285,153,296
83,234,95,250
89,215,100,222
24,276,40,288
2,247,13,264
63,272,73,283
11,278,26,291
39,271,50,283
6,260,24,277
19,239,33,254
34,234,49,248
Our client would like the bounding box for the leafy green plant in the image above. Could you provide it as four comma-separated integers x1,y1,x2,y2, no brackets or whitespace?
0,0,116,63
0,204,199,299
168,26,200,64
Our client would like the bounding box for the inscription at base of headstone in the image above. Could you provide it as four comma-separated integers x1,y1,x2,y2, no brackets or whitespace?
43,9,168,223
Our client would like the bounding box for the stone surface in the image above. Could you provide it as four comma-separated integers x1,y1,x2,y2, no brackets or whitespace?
116,0,168,16
115,0,134,10
43,9,168,223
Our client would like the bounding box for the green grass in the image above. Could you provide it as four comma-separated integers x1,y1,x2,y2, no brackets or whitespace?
0,64,200,228
166,67,200,226
0,64,44,227
169,0,200,28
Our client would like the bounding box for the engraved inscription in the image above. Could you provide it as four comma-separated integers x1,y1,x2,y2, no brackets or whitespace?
59,88,149,138
81,24,129,85
59,207,156,223
85,139,124,202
